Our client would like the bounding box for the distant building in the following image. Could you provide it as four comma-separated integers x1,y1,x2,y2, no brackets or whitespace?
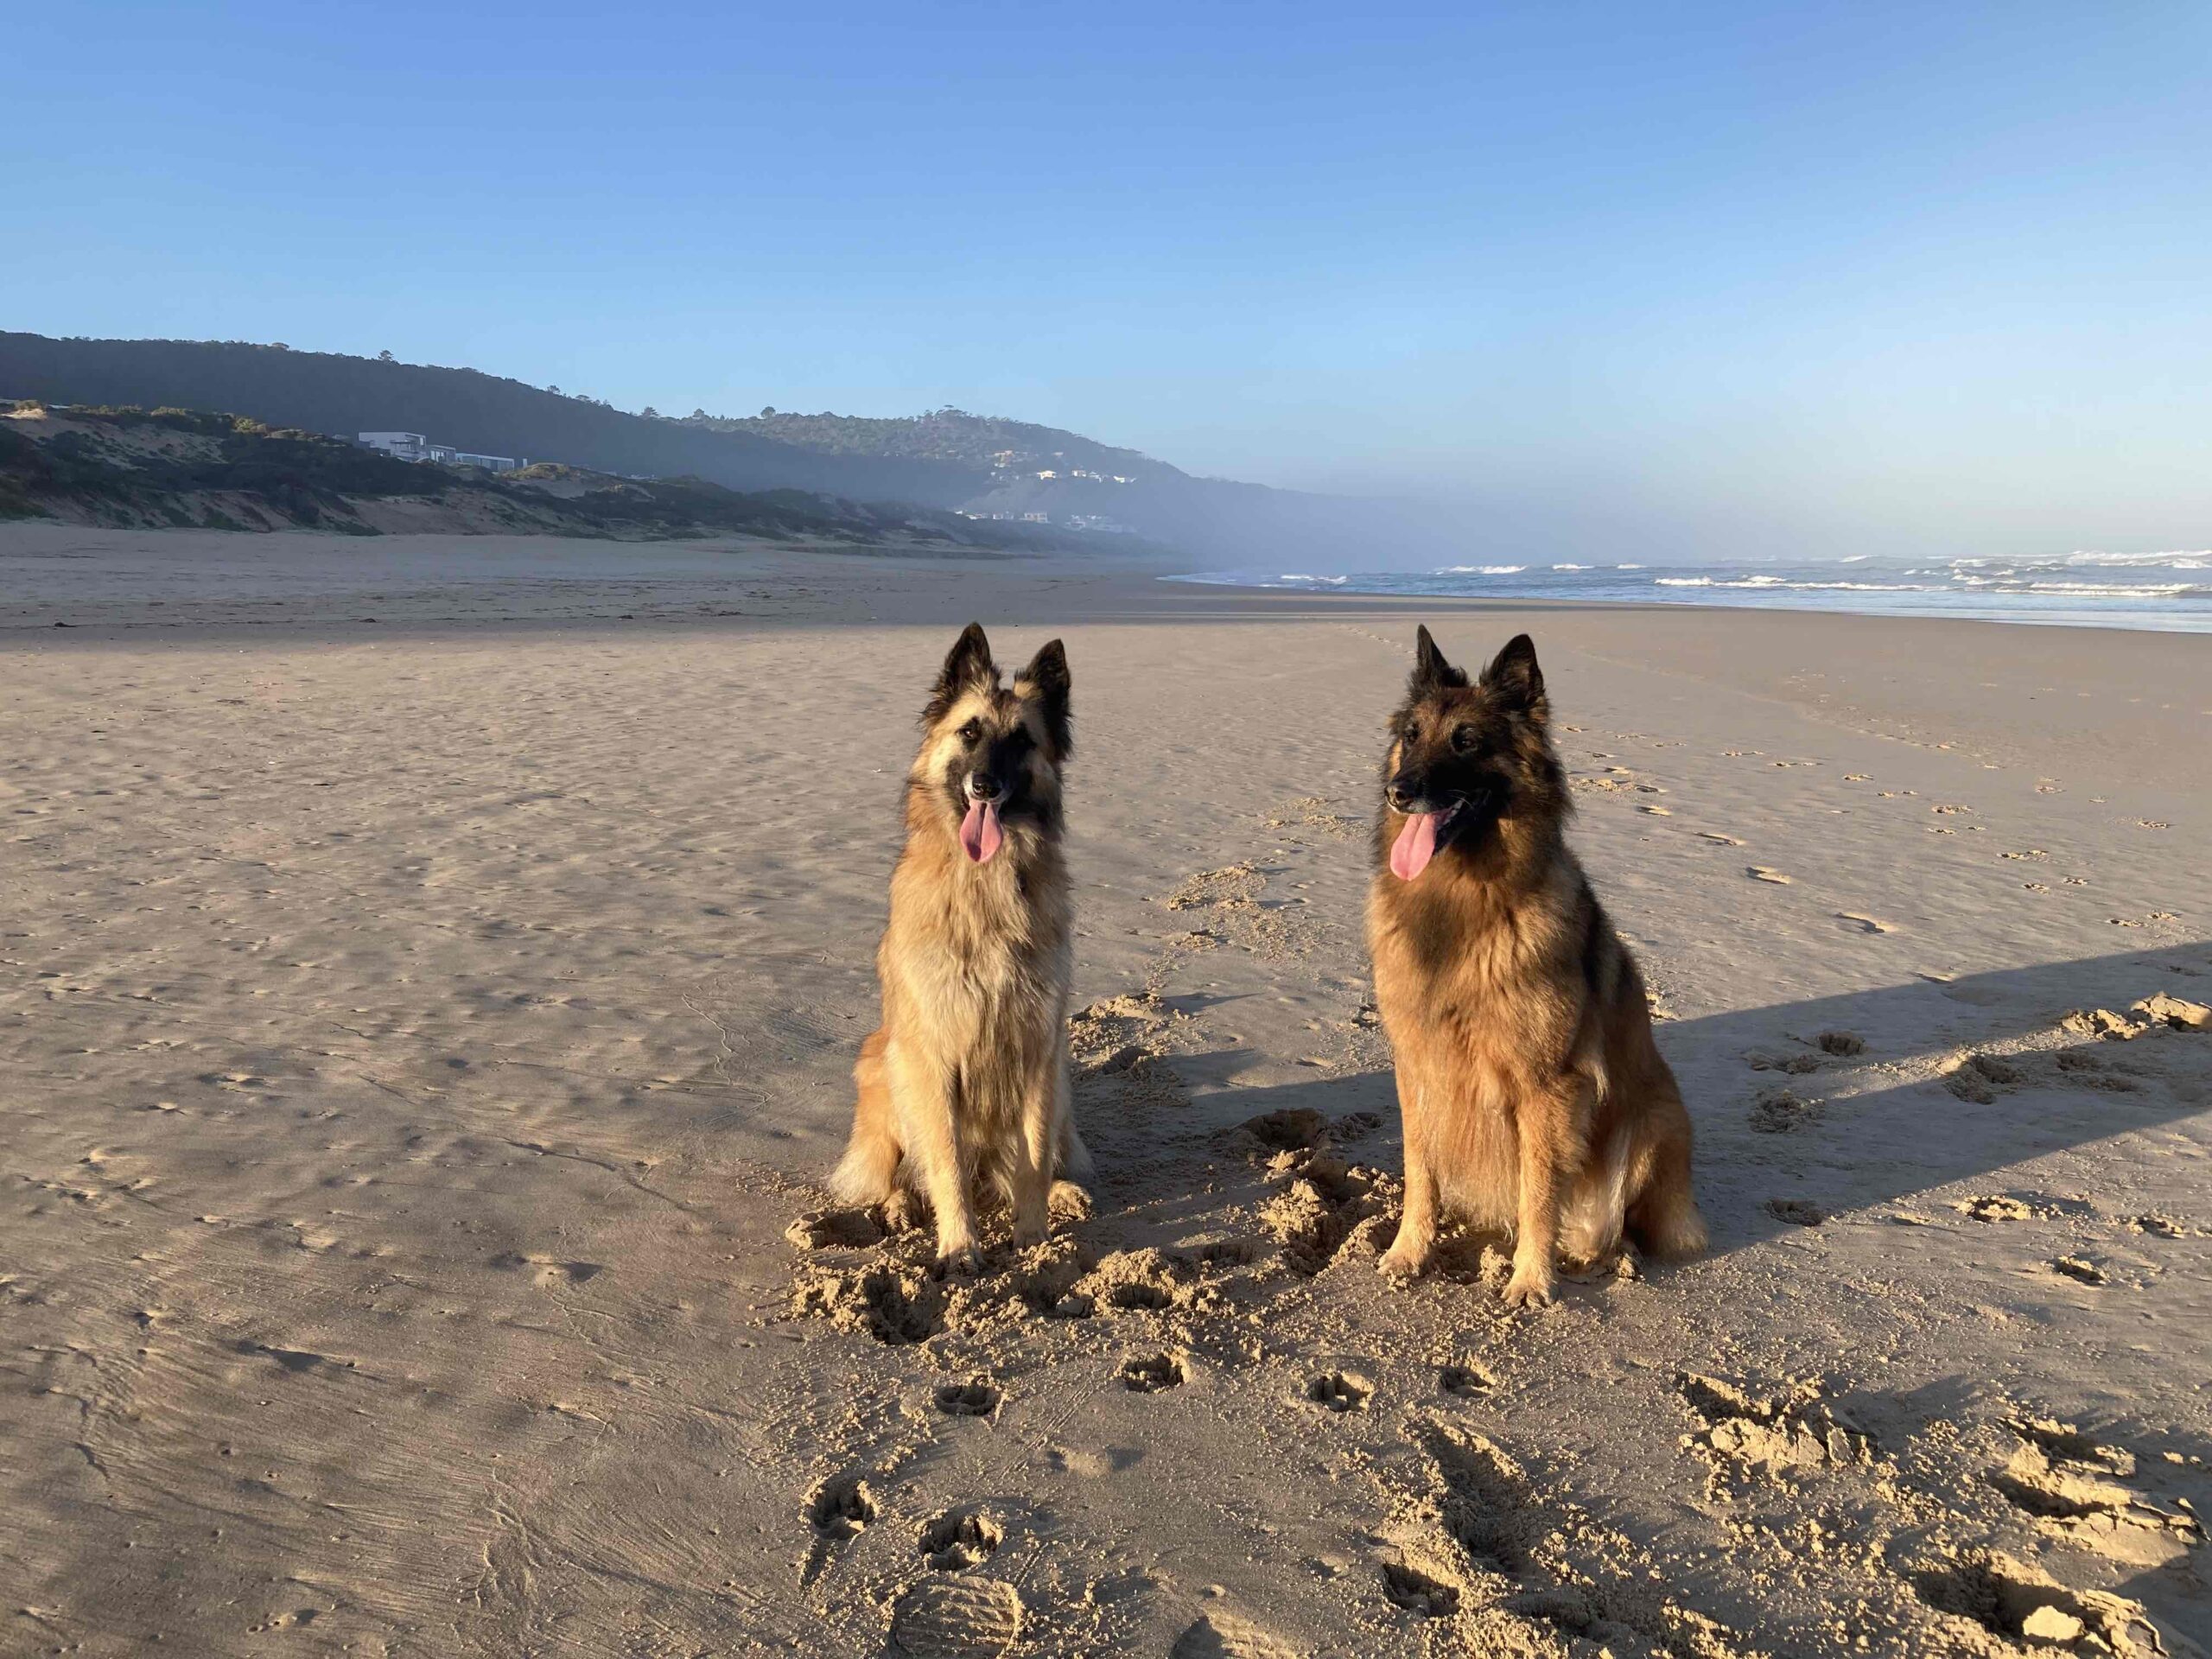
359,431,524,473
1021,512,1050,523
1033,469,1058,480
1067,514,1136,534
359,431,433,461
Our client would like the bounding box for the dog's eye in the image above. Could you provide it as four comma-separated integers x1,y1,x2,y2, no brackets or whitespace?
958,720,982,743
1451,724,1481,753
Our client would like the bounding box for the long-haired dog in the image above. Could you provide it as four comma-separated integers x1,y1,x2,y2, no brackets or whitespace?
1368,627,1705,1306
831,622,1092,1273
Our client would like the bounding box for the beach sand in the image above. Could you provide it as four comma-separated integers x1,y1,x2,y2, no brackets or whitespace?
3,526,2209,1657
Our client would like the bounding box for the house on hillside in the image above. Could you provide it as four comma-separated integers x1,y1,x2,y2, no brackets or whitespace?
359,431,524,472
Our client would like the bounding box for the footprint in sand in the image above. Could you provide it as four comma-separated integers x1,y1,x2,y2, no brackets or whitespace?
1992,1417,2204,1567
1380,1562,1462,1618
1698,831,1745,846
1440,1357,1497,1397
1835,912,1892,934
1747,867,1791,884
1942,1052,2023,1103
918,1509,1004,1571
1121,1352,1185,1393
1303,1370,1373,1413
1914,1548,2160,1649
887,1577,1024,1656
805,1472,878,1541
933,1378,1002,1417
1169,1613,1302,1659
1764,1198,1827,1227
2050,1255,2108,1287
1953,1194,2054,1222
1750,1087,1820,1133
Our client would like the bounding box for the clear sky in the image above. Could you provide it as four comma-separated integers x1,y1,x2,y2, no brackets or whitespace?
6,2,2209,560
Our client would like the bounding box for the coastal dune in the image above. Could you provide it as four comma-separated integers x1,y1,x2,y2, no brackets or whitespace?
3,530,2209,1656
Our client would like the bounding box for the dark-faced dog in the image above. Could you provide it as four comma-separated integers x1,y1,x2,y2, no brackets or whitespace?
1367,627,1705,1306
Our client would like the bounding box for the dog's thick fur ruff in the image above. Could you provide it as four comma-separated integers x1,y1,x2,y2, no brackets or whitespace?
830,623,1091,1270
1367,627,1706,1306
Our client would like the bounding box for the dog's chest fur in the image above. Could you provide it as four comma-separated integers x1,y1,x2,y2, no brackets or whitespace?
882,831,1071,1109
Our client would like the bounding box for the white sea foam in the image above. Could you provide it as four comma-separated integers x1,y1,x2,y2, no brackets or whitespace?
1433,564,1528,575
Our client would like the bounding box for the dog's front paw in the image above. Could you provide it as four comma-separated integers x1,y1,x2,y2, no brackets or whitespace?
1047,1180,1093,1222
1501,1263,1554,1309
1377,1243,1429,1282
880,1189,927,1234
933,1244,986,1279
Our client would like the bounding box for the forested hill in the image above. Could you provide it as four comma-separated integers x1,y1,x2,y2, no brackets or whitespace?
0,333,972,502
0,332,1449,561
712,409,1157,480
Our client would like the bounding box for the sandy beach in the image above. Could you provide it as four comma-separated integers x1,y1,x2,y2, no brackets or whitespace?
4,526,2209,1658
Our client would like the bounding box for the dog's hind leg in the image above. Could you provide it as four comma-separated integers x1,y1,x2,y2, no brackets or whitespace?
1046,1060,1094,1219
1626,1084,1707,1261
830,1029,902,1206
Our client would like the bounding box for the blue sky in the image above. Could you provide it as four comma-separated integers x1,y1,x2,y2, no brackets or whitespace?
6,2,2209,559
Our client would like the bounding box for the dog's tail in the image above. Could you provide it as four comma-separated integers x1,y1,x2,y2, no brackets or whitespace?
1058,1119,1096,1185
829,1029,901,1204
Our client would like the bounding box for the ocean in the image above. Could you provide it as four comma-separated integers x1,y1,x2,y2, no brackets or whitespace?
1166,551,2212,633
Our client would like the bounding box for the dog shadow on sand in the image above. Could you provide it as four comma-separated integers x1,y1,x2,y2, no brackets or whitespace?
1122,938,2212,1263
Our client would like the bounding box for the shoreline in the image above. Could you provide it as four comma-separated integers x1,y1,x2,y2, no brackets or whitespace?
1159,565,2212,636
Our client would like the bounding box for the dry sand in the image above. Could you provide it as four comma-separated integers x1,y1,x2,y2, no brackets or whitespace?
3,526,2209,1658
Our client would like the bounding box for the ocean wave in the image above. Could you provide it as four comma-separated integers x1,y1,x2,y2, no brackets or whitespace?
1272,573,1347,585
1955,578,2209,600
2061,550,2212,569
1615,563,1645,569
1433,564,1528,575
1656,575,1925,592
1551,563,1592,570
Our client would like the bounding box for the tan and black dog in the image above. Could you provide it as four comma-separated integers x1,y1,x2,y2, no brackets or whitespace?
831,622,1091,1273
1368,627,1704,1306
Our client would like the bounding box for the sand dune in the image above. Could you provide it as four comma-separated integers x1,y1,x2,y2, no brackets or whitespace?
3,530,2209,1656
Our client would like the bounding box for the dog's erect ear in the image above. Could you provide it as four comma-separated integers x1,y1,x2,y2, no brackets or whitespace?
1015,639,1072,756
925,621,997,724
1480,633,1545,714
1410,625,1467,696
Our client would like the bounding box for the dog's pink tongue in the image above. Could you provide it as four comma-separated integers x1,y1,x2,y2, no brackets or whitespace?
959,799,1003,864
1390,810,1442,881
